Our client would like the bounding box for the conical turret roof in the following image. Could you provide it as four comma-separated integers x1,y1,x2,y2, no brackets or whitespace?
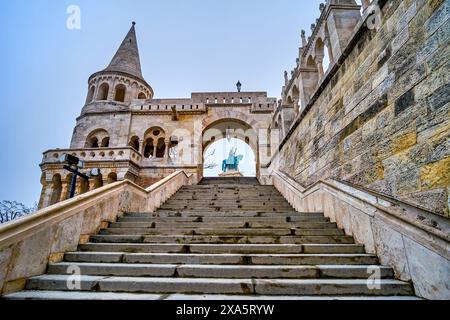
103,22,144,80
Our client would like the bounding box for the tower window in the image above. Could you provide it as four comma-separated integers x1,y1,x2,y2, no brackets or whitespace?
97,83,109,101
138,92,147,100
86,86,95,104
114,84,126,102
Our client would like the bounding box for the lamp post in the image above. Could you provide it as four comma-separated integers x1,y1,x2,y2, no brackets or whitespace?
59,154,101,199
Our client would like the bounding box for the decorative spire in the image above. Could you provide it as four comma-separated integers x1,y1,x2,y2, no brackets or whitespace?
301,30,307,47
103,22,144,79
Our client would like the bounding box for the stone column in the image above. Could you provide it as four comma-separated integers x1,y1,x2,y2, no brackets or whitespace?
316,56,324,81
107,80,116,101
293,98,300,118
164,139,170,163
89,179,96,191
60,182,69,202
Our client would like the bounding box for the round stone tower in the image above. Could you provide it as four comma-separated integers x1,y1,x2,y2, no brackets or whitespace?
82,22,153,115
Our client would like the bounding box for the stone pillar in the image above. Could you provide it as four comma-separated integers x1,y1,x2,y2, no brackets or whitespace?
164,139,170,162
60,182,69,202
293,98,300,117
89,179,96,191
107,80,116,101
316,56,324,81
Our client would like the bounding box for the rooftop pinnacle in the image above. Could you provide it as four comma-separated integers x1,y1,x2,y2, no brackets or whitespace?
103,22,143,80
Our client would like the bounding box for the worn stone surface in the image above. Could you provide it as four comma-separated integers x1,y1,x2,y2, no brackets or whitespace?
403,236,450,300
50,212,83,254
372,218,411,281
0,246,13,293
6,228,54,281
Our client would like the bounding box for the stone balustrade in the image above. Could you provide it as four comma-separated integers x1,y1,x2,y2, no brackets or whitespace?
265,169,450,300
0,170,191,296
42,147,143,165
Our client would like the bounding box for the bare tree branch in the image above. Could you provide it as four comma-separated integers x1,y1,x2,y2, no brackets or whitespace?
0,200,36,224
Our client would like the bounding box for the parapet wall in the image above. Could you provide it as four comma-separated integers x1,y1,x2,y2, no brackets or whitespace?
278,0,450,217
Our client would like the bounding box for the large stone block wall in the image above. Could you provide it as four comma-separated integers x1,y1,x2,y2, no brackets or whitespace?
279,0,450,217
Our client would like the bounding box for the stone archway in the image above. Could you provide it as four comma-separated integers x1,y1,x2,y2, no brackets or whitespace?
201,117,261,180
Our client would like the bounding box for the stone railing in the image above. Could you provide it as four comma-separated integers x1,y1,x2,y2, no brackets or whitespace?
268,169,450,300
131,103,207,113
0,170,191,296
41,147,143,165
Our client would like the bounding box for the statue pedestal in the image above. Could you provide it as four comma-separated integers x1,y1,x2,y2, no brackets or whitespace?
219,170,243,178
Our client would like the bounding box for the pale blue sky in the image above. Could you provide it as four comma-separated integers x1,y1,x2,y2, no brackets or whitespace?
0,0,326,206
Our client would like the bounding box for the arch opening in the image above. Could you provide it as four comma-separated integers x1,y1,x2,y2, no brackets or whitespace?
86,86,95,104
143,127,166,159
114,84,126,102
85,129,110,148
202,118,259,179
129,136,140,151
97,83,109,101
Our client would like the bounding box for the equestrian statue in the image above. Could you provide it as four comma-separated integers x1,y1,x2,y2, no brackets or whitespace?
222,148,243,173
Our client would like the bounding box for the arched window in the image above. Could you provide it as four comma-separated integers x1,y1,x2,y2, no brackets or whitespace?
306,55,317,68
138,92,147,100
107,172,117,184
156,138,166,158
101,137,110,148
114,84,126,102
143,127,166,158
86,136,99,148
97,83,109,100
85,129,110,148
143,138,155,158
129,136,140,151
86,86,95,104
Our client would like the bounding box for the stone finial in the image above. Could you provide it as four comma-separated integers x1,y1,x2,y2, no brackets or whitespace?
132,21,136,26
301,30,307,46
296,58,300,67
311,23,316,32
319,3,325,12
284,71,288,85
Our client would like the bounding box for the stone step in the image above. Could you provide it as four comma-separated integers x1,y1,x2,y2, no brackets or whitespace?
126,212,324,218
64,252,379,265
117,216,331,223
78,243,365,254
165,198,289,203
109,222,338,229
47,262,393,279
168,196,287,200
90,235,355,244
99,228,345,236
25,275,413,296
4,291,421,300
159,205,294,209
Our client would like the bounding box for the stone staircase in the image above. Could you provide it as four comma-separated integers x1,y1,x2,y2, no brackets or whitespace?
5,177,417,300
